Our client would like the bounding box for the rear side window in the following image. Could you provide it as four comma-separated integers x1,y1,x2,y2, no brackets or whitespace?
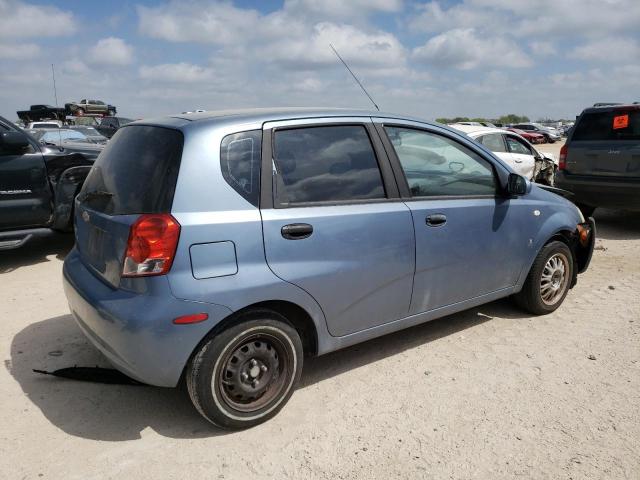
272,125,385,205
505,135,532,155
572,110,640,141
478,134,506,152
80,125,183,214
220,130,261,207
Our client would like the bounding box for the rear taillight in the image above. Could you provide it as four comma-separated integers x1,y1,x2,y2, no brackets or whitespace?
122,214,180,277
559,144,568,170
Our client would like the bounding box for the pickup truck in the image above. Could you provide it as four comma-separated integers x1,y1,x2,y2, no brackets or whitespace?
65,99,117,117
0,115,94,250
16,105,66,123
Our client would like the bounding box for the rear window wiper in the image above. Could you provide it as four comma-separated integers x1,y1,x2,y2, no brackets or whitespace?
79,190,113,202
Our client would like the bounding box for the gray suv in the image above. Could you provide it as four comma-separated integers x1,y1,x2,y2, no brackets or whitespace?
63,109,594,429
556,104,640,216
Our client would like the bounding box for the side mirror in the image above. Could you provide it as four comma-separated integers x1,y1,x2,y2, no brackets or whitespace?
0,131,30,151
507,173,528,196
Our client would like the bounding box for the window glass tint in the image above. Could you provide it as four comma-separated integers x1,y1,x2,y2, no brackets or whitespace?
220,130,261,207
385,127,496,197
479,134,506,152
272,125,385,205
572,110,640,141
506,136,532,155
80,126,183,214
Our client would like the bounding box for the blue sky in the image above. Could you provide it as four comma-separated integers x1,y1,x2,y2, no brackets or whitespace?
1,0,639,121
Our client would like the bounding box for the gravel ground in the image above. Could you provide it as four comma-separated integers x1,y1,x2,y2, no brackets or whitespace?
1,140,639,479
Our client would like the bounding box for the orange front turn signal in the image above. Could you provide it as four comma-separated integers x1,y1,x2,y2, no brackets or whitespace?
576,224,590,247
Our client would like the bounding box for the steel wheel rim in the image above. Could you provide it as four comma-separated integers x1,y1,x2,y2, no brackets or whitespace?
540,252,569,306
217,333,291,413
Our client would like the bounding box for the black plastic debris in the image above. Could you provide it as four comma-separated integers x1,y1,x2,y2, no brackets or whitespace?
33,366,144,385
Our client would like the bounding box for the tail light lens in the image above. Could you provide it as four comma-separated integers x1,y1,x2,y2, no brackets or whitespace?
559,144,568,170
122,214,180,277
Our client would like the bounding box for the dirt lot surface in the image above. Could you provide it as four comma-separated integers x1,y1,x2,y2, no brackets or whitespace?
2,140,639,479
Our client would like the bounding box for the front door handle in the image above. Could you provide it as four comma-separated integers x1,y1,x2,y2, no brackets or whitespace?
281,223,313,240
426,214,447,227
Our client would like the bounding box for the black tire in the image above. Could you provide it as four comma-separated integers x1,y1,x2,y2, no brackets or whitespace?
514,240,574,315
544,134,555,143
576,203,596,218
186,310,303,430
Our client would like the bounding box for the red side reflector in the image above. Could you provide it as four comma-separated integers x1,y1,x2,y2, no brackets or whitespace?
173,313,208,325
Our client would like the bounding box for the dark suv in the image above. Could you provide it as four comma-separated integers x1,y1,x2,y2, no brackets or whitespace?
556,104,640,216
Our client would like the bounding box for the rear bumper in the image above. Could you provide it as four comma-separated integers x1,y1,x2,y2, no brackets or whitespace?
555,173,640,209
63,248,232,387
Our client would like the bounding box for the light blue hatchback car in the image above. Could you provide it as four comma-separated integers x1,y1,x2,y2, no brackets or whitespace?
63,109,595,429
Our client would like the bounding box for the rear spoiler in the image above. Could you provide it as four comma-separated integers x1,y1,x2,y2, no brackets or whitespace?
537,184,574,200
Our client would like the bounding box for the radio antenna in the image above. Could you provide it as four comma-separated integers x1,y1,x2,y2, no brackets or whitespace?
330,43,379,111
51,63,63,147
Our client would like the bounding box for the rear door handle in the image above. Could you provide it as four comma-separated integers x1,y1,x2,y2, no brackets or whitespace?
281,223,313,240
426,214,447,227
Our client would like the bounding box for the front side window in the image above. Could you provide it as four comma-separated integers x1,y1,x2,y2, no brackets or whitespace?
385,126,496,197
272,125,385,205
478,134,507,152
506,135,532,155
220,130,262,207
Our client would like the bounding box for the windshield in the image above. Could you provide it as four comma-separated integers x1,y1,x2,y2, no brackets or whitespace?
35,129,89,143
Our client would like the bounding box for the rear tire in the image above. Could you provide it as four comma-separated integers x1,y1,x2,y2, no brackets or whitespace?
186,310,303,430
514,241,574,315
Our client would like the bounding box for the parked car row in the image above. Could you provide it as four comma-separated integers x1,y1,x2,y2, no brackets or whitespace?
450,124,557,185
17,100,118,123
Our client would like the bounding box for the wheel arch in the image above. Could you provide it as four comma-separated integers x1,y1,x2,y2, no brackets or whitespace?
179,299,319,386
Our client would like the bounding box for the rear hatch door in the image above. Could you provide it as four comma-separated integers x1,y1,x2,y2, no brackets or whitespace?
75,125,183,287
567,108,640,177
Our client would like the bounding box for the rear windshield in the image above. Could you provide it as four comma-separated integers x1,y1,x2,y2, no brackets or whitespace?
79,125,183,215
572,110,640,141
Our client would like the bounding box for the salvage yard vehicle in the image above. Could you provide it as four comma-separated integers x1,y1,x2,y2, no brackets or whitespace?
511,123,561,143
0,116,94,249
65,99,117,117
17,104,66,123
95,116,133,139
450,124,557,184
29,128,105,160
506,127,545,144
63,108,595,429
556,104,640,216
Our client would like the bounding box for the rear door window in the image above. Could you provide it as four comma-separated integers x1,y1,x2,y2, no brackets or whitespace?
220,130,261,207
79,125,183,214
572,110,640,141
272,125,385,205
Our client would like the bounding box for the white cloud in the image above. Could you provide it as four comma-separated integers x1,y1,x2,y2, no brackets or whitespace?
0,0,76,38
572,37,640,63
284,0,402,17
529,41,556,57
0,42,40,59
88,37,134,66
139,63,216,83
412,28,532,69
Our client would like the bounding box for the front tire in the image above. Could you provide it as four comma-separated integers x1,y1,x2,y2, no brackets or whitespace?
186,311,303,430
514,241,574,315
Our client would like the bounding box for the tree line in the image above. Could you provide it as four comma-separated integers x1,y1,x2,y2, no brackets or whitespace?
435,114,530,125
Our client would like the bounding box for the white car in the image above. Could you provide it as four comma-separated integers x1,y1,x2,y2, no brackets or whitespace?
449,124,555,183
26,121,62,129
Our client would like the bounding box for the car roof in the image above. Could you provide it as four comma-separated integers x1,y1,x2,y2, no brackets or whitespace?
581,103,640,114
135,107,441,130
